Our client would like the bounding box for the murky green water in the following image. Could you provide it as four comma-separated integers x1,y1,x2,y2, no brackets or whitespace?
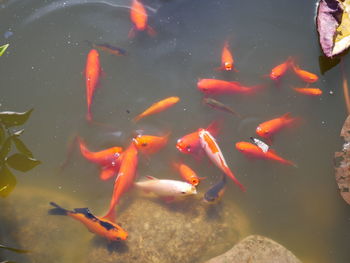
1,0,350,262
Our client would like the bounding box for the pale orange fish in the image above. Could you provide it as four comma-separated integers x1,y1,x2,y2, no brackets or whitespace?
291,62,318,83
216,41,237,72
133,132,170,155
128,0,156,38
293,87,322,96
133,96,180,122
173,162,204,186
268,57,292,81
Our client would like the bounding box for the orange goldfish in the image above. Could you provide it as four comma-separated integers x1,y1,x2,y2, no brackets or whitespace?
129,0,156,38
173,162,204,186
256,113,299,140
99,162,123,181
198,129,246,192
49,202,128,241
176,120,221,155
133,133,170,155
291,63,318,83
103,143,138,222
235,141,296,166
197,79,261,95
216,41,237,72
78,138,123,167
293,87,322,96
85,49,102,121
268,57,292,81
133,96,180,122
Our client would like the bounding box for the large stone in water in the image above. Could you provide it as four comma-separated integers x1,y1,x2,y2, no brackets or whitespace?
86,193,250,263
0,187,250,263
205,235,302,263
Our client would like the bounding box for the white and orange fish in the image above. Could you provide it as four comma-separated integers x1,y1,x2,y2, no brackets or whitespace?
198,129,246,192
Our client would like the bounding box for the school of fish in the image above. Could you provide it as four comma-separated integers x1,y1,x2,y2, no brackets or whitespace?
50,0,322,243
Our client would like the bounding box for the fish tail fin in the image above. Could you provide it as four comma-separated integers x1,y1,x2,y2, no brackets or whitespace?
147,26,157,37
286,56,295,67
128,27,136,39
100,166,118,181
48,202,69,215
206,119,223,136
103,210,116,223
224,168,246,192
86,111,93,122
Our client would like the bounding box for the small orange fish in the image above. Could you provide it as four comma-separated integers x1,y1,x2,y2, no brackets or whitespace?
197,79,261,95
176,120,221,155
291,63,318,83
133,132,170,155
49,202,128,241
293,87,322,96
173,162,204,186
216,41,237,72
133,96,180,122
256,113,299,140
103,142,138,222
268,57,292,81
85,49,102,121
236,141,296,166
199,129,245,191
129,0,156,38
78,138,123,167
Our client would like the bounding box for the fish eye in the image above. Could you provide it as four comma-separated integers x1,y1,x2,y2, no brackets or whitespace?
141,143,148,147
186,145,191,151
181,191,186,194
115,237,121,241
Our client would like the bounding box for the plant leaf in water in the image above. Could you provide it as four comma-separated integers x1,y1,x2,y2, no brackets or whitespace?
318,55,341,74
0,43,9,57
0,137,12,163
0,165,16,197
6,153,41,172
0,244,30,253
11,136,33,158
0,109,33,128
317,0,350,57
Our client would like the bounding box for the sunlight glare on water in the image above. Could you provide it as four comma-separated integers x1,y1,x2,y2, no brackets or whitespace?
1,0,350,262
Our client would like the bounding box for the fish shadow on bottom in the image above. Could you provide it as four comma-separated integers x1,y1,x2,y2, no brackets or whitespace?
204,202,224,221
90,236,129,253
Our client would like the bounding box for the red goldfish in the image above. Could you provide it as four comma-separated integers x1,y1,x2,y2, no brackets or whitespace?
85,49,102,122
78,138,123,167
268,57,292,81
256,113,299,140
133,132,170,155
216,41,237,72
198,129,246,192
129,0,156,38
291,63,318,83
236,141,296,166
293,87,322,96
173,162,204,186
103,143,138,222
197,79,261,95
49,202,128,241
133,96,180,122
176,120,221,155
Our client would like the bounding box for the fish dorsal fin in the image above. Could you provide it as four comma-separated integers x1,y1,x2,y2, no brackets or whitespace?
74,208,97,220
282,112,291,120
99,220,115,230
146,175,158,180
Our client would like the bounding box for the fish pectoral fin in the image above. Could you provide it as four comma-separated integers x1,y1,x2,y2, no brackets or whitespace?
145,175,158,180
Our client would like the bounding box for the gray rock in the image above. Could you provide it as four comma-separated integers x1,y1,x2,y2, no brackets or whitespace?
205,235,302,263
86,193,250,263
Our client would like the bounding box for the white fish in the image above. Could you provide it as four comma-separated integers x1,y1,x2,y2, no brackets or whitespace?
135,176,197,198
250,137,269,153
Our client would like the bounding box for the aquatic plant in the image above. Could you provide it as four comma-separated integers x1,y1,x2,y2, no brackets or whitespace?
0,109,40,197
0,44,9,57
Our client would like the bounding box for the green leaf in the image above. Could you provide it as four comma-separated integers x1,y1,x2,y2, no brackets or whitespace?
6,153,40,172
0,109,33,128
11,136,33,158
0,244,30,254
0,44,9,57
0,165,16,198
0,137,12,162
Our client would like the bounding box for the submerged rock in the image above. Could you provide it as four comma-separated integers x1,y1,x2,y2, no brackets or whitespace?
0,187,250,263
205,235,302,263
0,187,90,263
86,193,250,263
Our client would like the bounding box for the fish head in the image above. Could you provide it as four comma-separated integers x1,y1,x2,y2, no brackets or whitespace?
190,177,199,186
133,135,149,148
111,226,128,241
197,79,210,93
224,62,233,71
256,125,270,138
203,191,218,203
179,184,197,195
176,134,198,154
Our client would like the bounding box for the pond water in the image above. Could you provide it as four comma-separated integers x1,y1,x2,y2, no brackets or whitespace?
1,0,350,262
